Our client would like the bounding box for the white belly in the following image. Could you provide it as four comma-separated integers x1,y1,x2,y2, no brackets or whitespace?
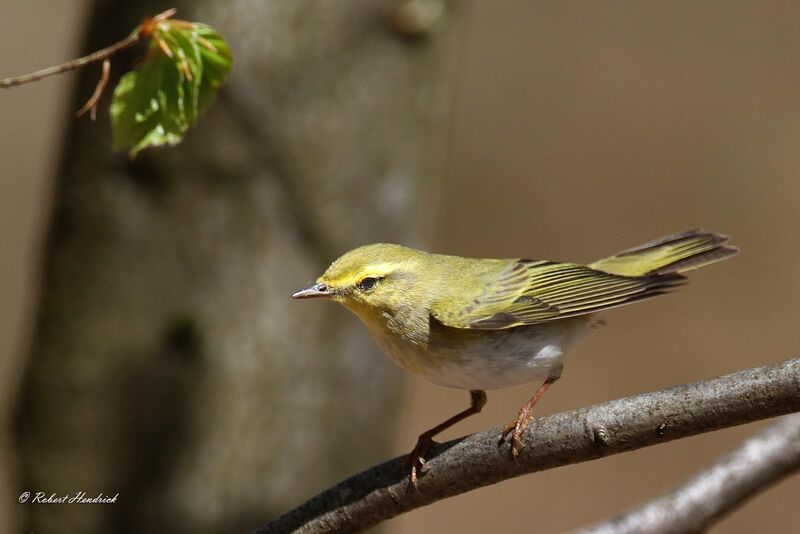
371,315,594,390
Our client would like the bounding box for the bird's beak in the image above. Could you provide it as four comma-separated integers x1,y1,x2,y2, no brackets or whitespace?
291,282,331,300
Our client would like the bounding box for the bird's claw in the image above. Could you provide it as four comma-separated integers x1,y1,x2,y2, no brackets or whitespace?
498,408,533,465
408,435,434,489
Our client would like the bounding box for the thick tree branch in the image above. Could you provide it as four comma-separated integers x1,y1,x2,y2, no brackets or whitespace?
578,413,800,534
255,357,800,533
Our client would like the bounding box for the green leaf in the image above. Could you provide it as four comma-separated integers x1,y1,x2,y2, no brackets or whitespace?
110,22,232,157
194,25,232,111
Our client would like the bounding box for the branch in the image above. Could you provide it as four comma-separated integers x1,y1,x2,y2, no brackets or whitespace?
0,33,139,89
578,413,800,534
255,357,800,533
0,8,177,89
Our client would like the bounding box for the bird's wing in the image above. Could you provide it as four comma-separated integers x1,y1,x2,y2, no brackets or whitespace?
431,260,685,330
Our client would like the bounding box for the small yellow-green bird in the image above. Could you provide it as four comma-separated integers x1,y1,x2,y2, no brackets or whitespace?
292,229,738,486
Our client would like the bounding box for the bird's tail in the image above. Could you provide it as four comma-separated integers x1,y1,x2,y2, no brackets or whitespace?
590,229,739,277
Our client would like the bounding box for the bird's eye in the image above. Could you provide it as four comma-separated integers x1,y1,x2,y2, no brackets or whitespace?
357,277,379,292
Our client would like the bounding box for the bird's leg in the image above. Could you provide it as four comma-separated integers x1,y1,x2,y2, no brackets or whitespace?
499,369,561,464
409,389,487,488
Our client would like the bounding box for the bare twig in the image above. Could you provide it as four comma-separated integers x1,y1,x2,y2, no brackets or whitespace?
578,413,800,534
0,8,179,89
255,358,800,533
0,33,139,89
75,58,111,120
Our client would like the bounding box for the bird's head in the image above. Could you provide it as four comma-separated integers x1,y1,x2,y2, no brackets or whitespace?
291,244,427,318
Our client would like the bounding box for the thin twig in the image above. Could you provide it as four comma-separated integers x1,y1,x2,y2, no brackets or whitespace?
255,358,800,533
76,58,111,120
0,8,180,89
578,413,800,534
0,33,139,89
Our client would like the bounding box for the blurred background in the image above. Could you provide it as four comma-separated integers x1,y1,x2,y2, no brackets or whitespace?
2,1,799,533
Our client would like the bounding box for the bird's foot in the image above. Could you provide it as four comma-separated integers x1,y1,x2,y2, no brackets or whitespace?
498,405,534,465
408,433,435,489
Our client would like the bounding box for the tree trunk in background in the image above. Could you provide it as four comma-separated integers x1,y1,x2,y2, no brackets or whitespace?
13,1,457,532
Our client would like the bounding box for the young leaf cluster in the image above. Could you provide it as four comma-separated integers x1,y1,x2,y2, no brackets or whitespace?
111,23,232,156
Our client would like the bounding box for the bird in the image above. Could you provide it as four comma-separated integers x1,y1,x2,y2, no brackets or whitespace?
291,229,738,487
